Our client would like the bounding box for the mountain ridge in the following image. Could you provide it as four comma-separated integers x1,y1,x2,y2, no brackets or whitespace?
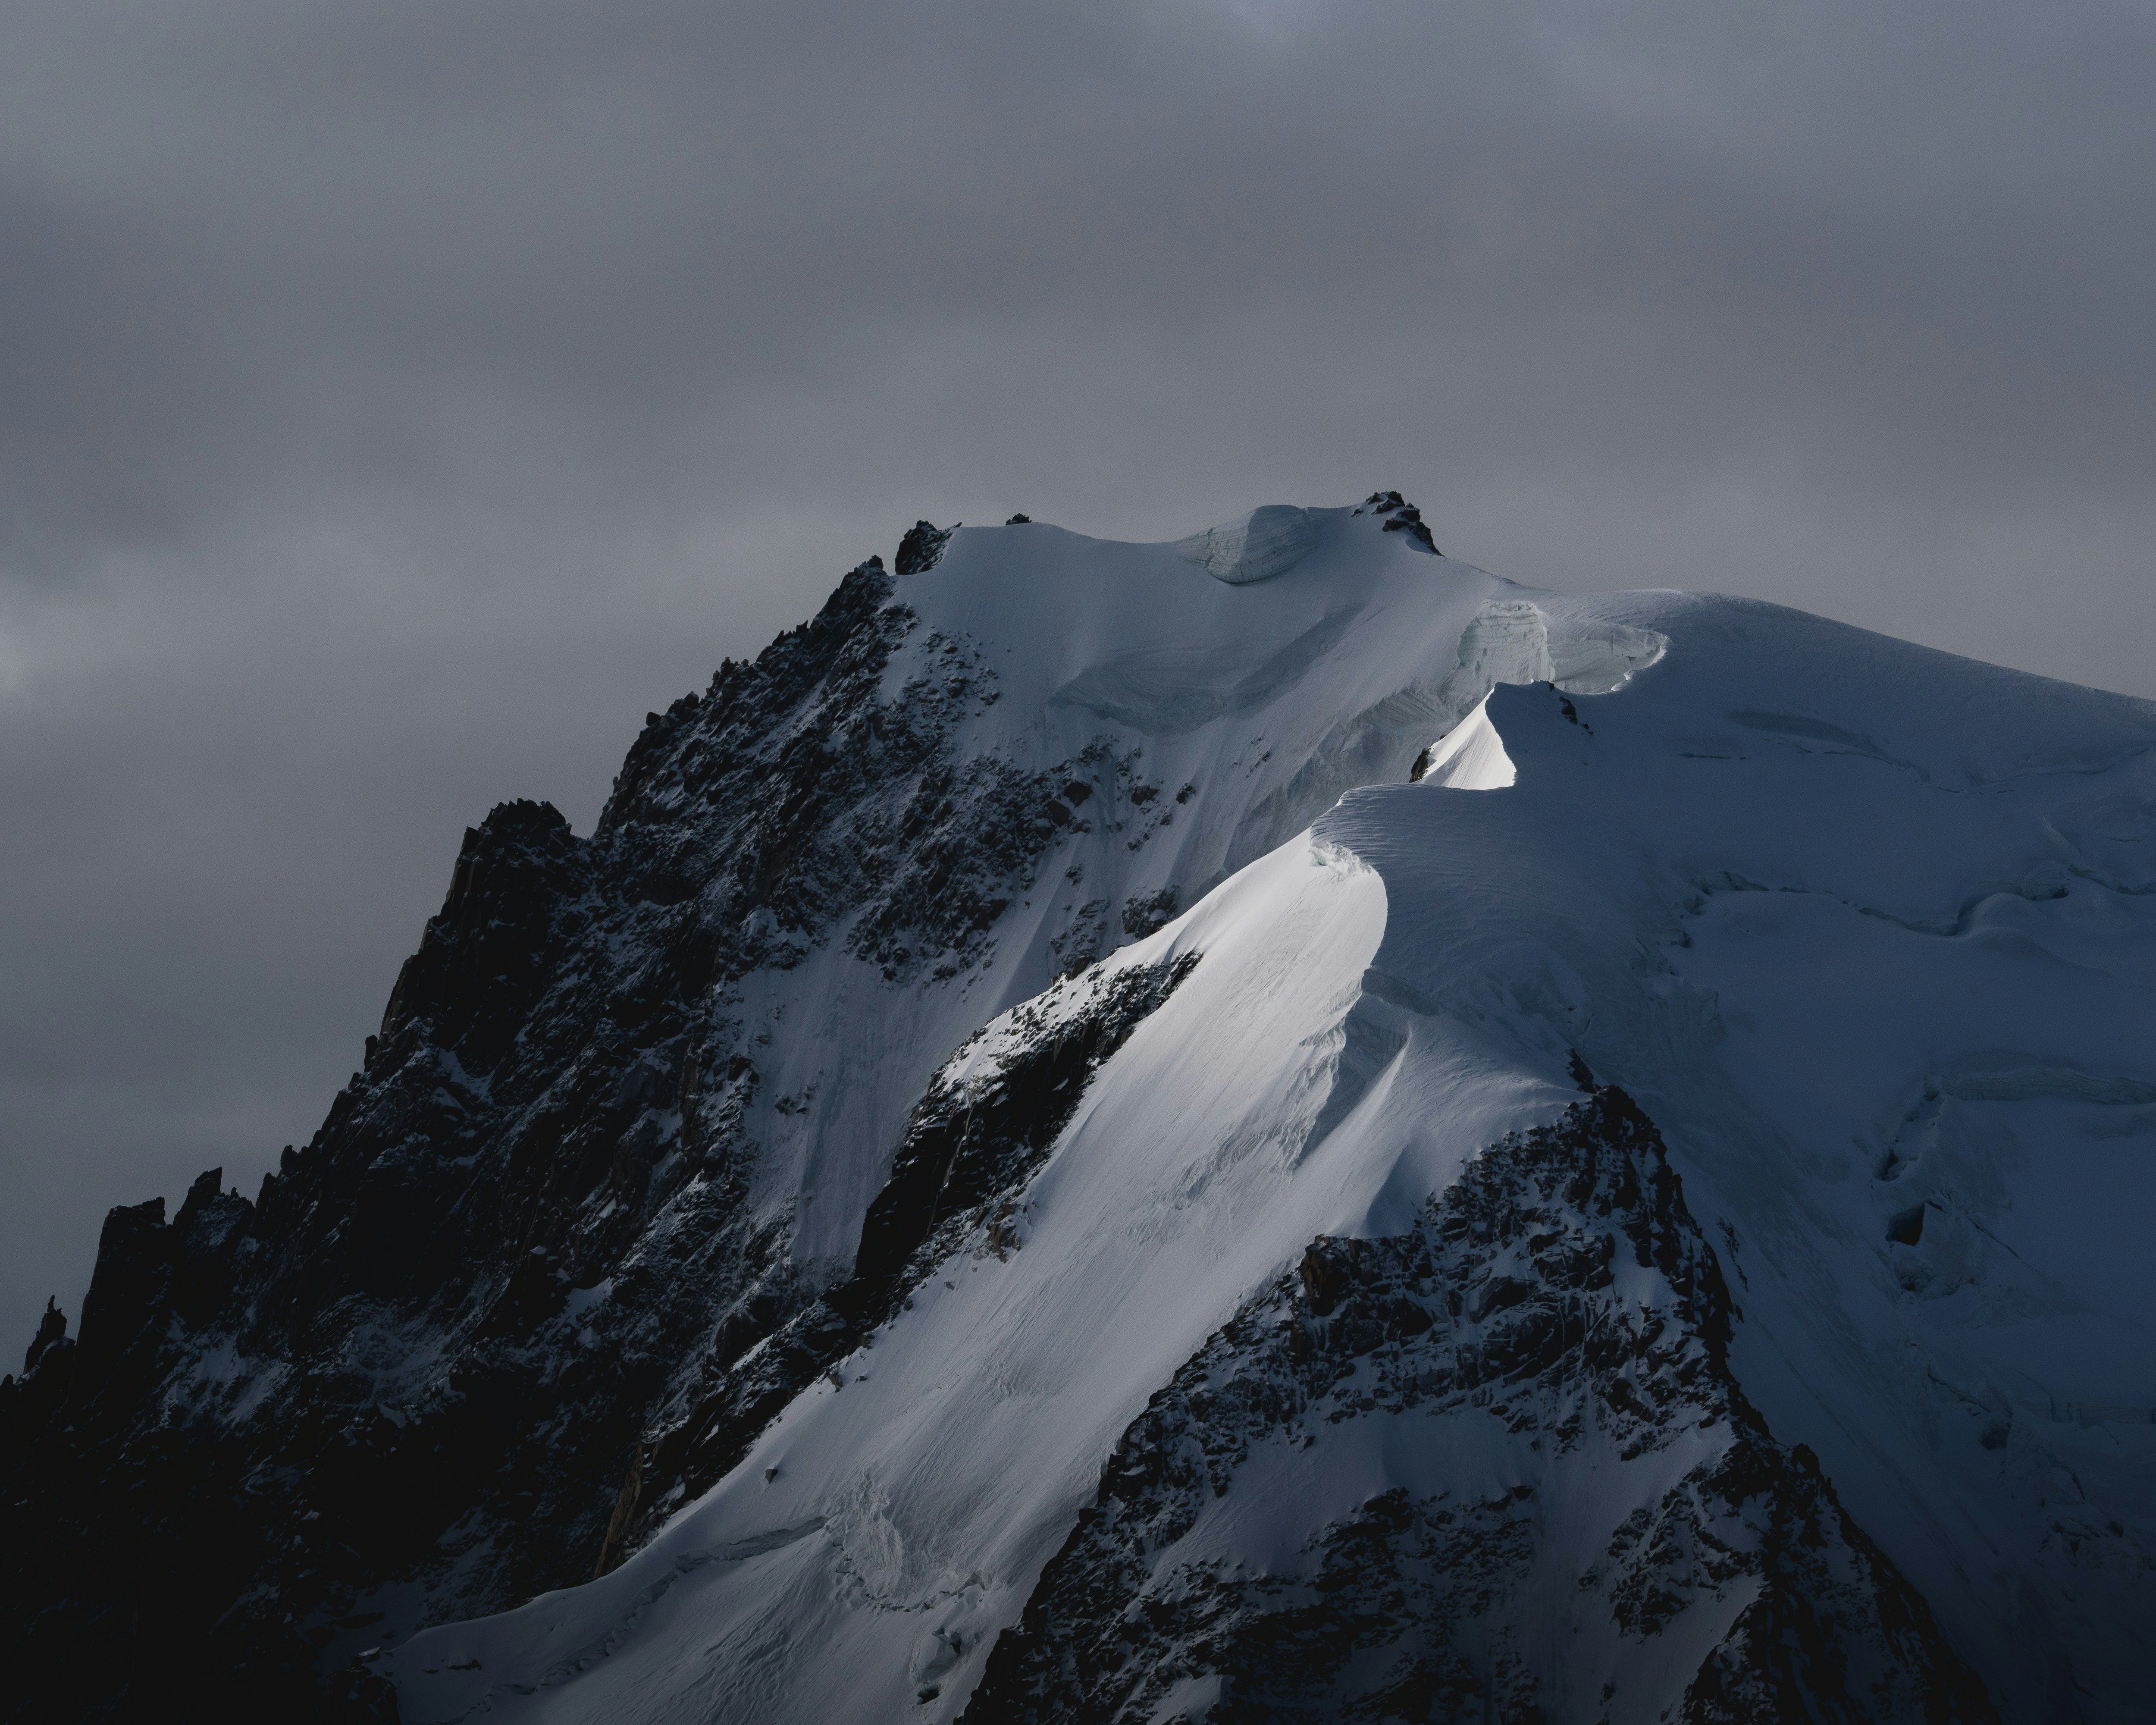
6,496,2152,1722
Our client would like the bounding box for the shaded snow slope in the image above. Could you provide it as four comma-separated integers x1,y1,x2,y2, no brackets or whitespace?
391,574,2156,1722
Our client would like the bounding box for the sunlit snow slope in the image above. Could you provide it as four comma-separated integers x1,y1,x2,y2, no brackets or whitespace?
759,499,1661,1275
390,505,2156,1724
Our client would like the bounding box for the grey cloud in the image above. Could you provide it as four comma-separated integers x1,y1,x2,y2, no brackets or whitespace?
4,0,2154,1346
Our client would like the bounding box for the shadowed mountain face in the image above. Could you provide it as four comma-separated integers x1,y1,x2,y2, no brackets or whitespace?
0,549,1115,1718
6,501,2153,1724
962,1088,1998,1725
0,560,943,1717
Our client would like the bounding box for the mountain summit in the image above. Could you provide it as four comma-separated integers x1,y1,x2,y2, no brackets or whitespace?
5,496,2152,1722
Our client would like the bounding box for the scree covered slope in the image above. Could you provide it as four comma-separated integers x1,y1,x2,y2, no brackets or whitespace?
7,497,2153,1723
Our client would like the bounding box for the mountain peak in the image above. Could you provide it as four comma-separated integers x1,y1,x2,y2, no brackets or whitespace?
6,507,2150,1724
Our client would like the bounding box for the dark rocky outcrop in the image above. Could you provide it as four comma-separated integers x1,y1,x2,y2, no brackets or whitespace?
896,520,957,575
1120,887,1178,940
1354,489,1439,555
0,555,1123,1722
0,1299,75,1437
962,1088,1999,1724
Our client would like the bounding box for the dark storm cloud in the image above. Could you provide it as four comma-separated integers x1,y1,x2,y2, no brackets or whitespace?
4,0,2153,1346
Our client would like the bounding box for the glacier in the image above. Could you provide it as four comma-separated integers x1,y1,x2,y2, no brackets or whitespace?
4,493,2151,1722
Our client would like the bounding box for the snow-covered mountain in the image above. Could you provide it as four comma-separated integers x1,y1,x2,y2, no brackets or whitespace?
5,495,2152,1722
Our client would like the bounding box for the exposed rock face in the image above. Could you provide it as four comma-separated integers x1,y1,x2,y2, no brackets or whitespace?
1354,489,1438,554
0,1298,74,1434
964,1089,1999,1724
0,552,1098,1720
896,520,957,575
1119,886,1179,940
18,1299,68,1378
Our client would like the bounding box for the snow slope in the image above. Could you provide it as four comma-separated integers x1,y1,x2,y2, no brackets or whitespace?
710,499,1661,1277
386,509,2156,1722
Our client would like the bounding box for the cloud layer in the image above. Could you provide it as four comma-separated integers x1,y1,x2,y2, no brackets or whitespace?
5,0,2153,1348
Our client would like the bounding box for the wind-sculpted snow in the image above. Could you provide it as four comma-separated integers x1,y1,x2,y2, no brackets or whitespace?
9,498,2155,1723
1410,692,1516,789
1172,504,1319,585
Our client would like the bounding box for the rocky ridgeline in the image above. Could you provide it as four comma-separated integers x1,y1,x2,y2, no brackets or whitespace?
963,1086,2000,1724
0,539,1194,1722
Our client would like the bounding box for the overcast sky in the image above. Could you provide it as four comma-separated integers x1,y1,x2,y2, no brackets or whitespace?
3,0,2152,1353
